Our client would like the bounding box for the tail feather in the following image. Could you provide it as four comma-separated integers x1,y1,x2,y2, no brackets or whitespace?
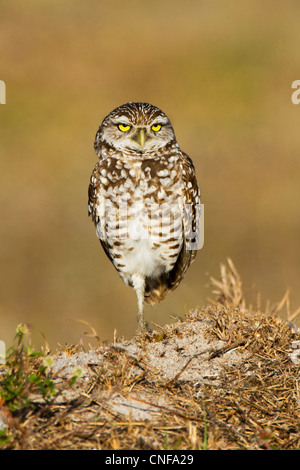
144,245,198,305
144,274,169,305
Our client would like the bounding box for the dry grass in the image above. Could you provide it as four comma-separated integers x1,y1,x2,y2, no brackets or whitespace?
0,259,299,450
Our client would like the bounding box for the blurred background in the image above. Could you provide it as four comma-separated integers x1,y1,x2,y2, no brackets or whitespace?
1,0,299,349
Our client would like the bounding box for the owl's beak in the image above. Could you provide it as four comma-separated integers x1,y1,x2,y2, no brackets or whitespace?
133,128,147,148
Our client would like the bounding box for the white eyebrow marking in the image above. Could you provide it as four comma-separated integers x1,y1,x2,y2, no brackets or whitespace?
111,116,132,125
151,117,169,125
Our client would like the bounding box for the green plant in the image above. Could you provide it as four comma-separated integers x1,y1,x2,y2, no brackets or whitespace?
0,430,10,446
0,324,56,412
202,401,208,450
163,434,182,450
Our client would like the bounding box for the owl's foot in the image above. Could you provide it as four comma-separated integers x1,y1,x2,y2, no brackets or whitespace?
137,318,147,333
136,318,151,335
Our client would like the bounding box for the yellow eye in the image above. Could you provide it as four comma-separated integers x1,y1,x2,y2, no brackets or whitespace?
151,124,162,132
118,124,131,132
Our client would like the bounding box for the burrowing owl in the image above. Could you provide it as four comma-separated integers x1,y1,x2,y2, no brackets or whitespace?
88,102,201,331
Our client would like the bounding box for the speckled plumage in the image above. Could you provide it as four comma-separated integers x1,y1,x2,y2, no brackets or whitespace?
88,102,201,331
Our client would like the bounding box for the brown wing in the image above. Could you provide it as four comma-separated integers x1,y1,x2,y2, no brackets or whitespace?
168,152,200,290
88,161,113,263
145,152,201,304
88,161,101,224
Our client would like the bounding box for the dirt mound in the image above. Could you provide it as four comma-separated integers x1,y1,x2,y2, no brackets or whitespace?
1,260,299,450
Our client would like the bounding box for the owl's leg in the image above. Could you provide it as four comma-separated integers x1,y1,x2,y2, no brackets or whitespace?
132,273,146,332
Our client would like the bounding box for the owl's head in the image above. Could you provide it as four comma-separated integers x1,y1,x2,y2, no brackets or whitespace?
95,102,176,156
